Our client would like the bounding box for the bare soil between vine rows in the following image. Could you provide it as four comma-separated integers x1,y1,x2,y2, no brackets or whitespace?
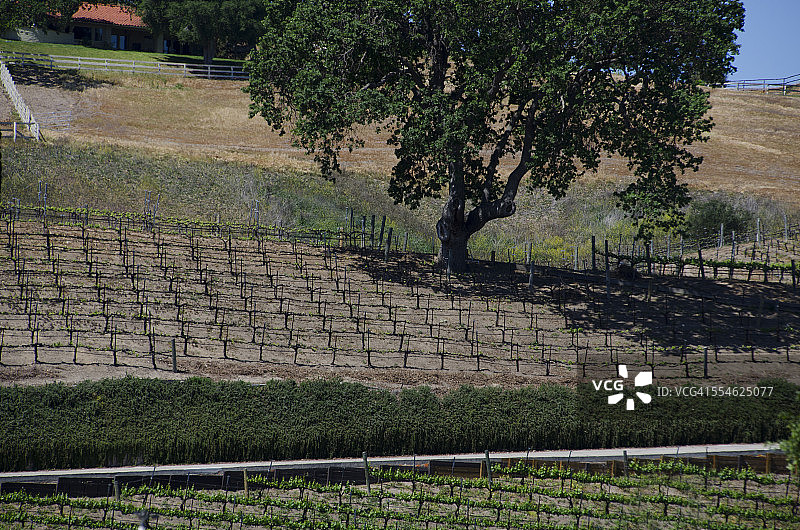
1,217,799,391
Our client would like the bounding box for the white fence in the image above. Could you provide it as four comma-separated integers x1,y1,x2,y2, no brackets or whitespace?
723,73,800,95
0,51,248,80
0,60,40,140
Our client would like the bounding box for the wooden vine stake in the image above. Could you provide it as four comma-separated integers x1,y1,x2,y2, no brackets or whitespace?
362,452,371,493
697,246,705,279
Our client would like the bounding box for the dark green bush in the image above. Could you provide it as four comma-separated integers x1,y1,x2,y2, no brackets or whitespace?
685,198,754,240
1,377,796,471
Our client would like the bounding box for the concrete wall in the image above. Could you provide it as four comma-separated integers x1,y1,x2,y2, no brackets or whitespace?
3,27,75,45
4,25,158,53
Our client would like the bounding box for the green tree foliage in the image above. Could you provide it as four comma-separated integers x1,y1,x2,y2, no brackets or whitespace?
685,196,754,240
246,0,744,270
0,0,83,31
782,393,800,477
135,0,266,63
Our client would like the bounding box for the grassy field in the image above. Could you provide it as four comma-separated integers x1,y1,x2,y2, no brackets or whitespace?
4,42,800,250
0,38,242,65
16,65,795,257
2,137,795,265
1,139,434,249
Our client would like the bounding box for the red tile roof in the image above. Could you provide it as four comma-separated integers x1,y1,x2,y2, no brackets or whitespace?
71,3,146,28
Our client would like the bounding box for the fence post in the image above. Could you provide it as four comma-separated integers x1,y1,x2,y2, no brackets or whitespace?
697,247,705,279
363,452,371,492
784,214,789,243
591,235,597,272
370,215,375,249
528,262,534,290
361,215,366,248
605,240,610,299
384,227,393,260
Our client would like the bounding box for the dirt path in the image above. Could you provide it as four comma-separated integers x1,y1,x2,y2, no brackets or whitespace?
3,64,106,136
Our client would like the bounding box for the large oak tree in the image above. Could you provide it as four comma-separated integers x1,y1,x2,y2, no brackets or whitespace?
135,0,266,63
246,0,744,271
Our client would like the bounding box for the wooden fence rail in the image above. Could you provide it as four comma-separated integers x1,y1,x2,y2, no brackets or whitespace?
0,51,248,80
722,73,800,95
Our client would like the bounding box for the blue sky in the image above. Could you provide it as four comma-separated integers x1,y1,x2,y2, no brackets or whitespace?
731,0,800,80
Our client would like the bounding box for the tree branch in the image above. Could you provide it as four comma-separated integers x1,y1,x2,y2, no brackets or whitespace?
464,104,537,236
399,57,426,89
360,71,399,91
482,103,526,202
501,105,537,201
486,46,526,100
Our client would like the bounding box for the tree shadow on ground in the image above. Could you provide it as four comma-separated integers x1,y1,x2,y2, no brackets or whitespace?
351,249,800,355
7,64,110,91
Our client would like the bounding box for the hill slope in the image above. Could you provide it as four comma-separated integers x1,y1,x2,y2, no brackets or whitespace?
7,63,800,204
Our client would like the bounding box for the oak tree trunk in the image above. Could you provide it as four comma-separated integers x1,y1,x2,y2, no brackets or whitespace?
436,161,517,272
203,39,217,65
436,161,470,272
437,209,470,272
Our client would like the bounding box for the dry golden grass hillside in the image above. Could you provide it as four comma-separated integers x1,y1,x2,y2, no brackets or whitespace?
13,66,800,205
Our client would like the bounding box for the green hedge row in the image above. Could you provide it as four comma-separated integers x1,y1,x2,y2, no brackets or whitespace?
1,377,797,471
